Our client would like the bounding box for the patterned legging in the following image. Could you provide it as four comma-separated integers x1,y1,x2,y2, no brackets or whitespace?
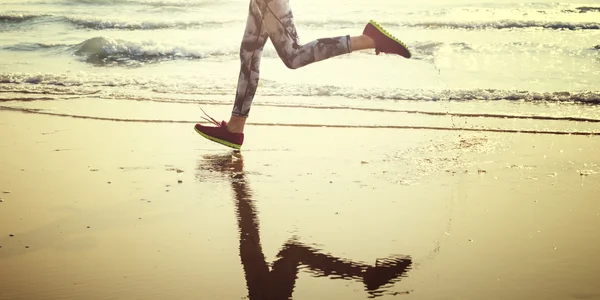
232,0,352,117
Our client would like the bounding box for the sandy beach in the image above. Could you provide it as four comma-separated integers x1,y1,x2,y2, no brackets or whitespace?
1,102,600,300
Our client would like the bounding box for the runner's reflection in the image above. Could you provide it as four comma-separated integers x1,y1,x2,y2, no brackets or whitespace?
199,152,413,299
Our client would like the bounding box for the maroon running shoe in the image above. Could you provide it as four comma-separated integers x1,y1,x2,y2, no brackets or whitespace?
194,109,244,150
363,20,411,58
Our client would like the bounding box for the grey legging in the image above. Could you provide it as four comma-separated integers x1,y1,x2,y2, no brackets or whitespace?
232,0,352,117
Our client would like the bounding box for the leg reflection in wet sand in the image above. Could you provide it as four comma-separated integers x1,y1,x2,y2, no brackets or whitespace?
198,152,413,299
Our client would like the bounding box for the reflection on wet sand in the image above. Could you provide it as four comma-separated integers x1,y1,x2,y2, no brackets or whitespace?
199,153,413,299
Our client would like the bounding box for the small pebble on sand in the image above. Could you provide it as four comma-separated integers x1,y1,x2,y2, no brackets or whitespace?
9,234,14,237
0,198,4,203
178,180,183,184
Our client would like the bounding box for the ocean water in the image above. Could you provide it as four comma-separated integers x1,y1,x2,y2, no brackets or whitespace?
1,0,600,130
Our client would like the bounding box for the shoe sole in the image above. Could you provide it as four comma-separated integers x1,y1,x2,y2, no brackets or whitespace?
368,20,412,58
194,126,242,150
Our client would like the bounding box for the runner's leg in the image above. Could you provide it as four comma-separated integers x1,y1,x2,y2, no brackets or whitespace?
231,0,269,119
258,0,352,70
231,0,355,120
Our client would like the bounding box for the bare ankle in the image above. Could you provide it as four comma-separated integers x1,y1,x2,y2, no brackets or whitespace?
227,115,247,133
350,35,376,51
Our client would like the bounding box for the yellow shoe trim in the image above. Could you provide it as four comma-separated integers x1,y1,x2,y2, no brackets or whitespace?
368,20,412,58
194,126,241,150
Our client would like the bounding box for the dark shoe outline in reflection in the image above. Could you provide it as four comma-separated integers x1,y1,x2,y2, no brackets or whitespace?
197,152,413,299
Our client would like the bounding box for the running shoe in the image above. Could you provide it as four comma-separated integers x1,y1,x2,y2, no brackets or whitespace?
363,20,412,58
194,108,244,150
362,256,413,291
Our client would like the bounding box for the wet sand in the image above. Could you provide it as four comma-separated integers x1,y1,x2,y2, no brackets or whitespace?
1,107,600,300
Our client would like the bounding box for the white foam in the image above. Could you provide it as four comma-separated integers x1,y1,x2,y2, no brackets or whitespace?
72,36,233,62
3,71,599,105
0,13,47,22
65,16,225,30
406,20,600,30
64,0,228,7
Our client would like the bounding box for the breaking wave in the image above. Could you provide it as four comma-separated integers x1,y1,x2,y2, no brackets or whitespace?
257,88,600,104
59,18,600,31
2,72,600,105
70,37,231,65
0,13,45,23
4,12,600,32
62,0,227,7
564,6,600,13
65,16,227,30
407,20,600,30
3,42,68,51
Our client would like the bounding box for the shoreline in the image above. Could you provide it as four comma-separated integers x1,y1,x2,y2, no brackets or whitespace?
2,96,600,137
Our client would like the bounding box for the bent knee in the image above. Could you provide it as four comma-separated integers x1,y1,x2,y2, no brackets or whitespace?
278,52,302,69
281,57,300,69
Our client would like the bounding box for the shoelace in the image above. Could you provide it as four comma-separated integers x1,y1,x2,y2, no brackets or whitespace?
199,107,221,127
